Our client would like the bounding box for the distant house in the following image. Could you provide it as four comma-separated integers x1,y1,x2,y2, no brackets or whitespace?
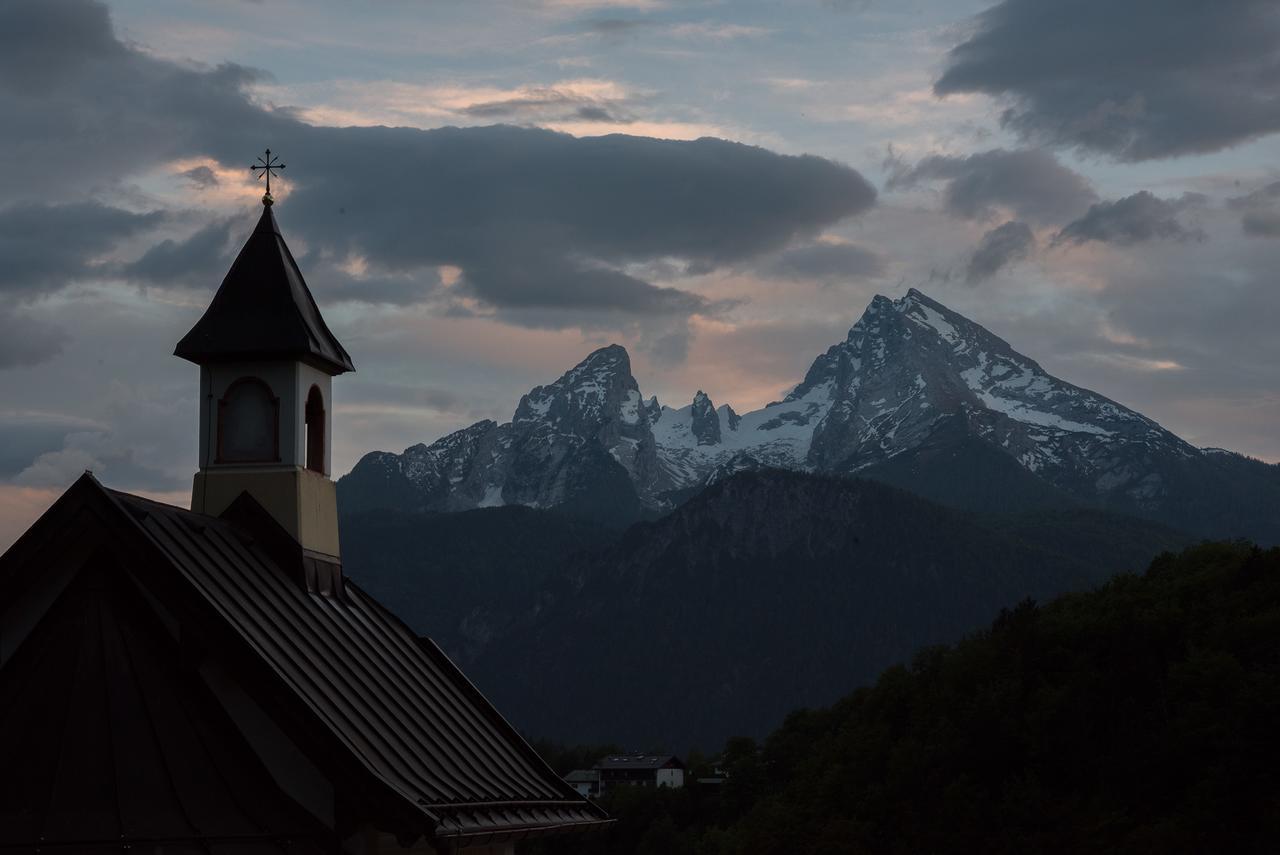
565,769,601,798
596,755,686,791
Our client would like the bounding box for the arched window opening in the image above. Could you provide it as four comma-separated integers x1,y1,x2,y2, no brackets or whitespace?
218,377,279,463
305,385,326,474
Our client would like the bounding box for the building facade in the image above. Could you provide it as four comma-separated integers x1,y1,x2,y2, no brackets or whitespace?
596,755,686,792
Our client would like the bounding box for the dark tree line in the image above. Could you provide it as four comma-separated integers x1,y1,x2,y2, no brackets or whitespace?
528,542,1280,855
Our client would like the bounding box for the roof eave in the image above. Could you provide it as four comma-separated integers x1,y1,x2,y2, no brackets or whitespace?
172,346,355,375
434,816,616,848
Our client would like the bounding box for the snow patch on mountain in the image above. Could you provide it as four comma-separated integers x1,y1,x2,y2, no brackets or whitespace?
343,287,1216,516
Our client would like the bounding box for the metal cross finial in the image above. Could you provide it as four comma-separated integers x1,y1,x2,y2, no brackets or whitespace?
251,148,286,206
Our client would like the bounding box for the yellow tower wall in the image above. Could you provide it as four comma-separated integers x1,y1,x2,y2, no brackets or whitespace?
192,467,341,560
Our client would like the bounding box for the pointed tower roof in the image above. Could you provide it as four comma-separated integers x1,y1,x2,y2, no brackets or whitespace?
175,204,355,374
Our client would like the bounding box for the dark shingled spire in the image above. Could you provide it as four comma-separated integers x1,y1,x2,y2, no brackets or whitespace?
174,204,354,375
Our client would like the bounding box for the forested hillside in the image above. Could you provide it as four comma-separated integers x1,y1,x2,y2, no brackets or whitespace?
470,470,1189,748
345,469,1190,749
341,505,615,664
532,542,1280,855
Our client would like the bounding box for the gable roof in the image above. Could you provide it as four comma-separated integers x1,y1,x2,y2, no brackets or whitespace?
0,475,608,848
596,755,684,771
174,205,355,375
0,555,335,851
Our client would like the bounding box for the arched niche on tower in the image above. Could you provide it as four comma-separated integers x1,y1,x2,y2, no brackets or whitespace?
305,385,326,474
217,376,280,463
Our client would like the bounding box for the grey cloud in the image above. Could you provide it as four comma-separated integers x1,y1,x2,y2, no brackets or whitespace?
764,242,886,281
573,105,629,123
1086,230,1280,454
0,0,122,90
966,220,1034,283
0,309,69,369
307,262,443,307
583,19,655,38
0,202,163,296
638,325,693,366
581,18,764,43
462,256,715,316
459,88,635,125
0,413,100,477
1229,180,1280,209
279,127,874,322
886,148,1095,226
935,0,1280,161
1054,192,1206,247
465,90,590,117
1242,211,1280,238
338,381,470,414
181,165,220,188
14,429,176,491
3,0,876,331
0,0,279,201
1228,180,1280,237
120,218,235,287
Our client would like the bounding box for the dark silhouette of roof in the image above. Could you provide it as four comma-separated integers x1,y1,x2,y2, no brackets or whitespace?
174,205,355,375
0,556,335,852
596,755,685,771
0,475,609,849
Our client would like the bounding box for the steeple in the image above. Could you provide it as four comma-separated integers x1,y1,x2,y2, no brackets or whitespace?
174,204,354,373
177,158,352,576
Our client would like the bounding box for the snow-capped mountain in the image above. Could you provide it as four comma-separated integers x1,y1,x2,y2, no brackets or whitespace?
339,289,1279,541
339,345,657,522
655,288,1193,500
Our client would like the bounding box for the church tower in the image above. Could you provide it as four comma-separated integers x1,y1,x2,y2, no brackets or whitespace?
175,162,353,569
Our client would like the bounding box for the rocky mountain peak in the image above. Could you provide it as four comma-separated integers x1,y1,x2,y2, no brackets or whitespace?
513,343,642,432
643,395,662,424
542,343,632,392
690,390,721,446
806,288,1190,476
577,342,631,373
341,289,1278,543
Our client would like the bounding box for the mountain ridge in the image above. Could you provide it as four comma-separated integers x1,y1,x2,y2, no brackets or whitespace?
339,288,1280,542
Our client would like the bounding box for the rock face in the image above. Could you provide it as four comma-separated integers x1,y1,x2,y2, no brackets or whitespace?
339,288,1280,542
689,391,721,446
795,290,1192,493
340,345,656,524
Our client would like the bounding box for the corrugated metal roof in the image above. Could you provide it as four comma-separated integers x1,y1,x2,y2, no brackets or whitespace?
98,485,607,843
0,552,335,852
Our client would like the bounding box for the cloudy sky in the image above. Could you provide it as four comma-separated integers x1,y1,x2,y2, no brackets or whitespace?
2,0,1278,546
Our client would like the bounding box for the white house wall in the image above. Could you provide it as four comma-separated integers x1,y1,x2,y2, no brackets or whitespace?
656,768,685,789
